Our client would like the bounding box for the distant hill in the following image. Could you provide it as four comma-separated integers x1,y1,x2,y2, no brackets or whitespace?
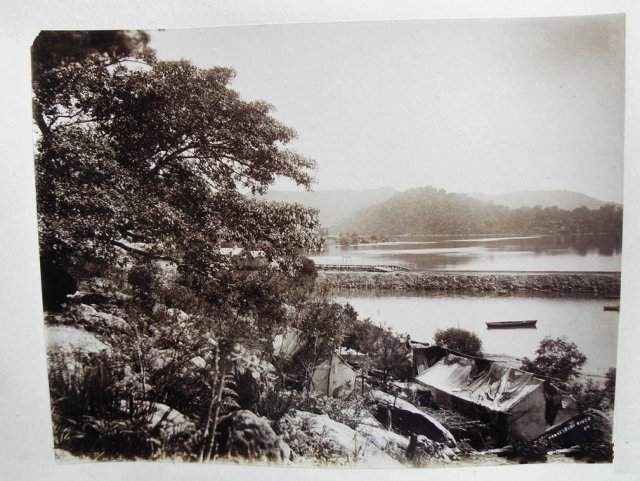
337,186,622,236
466,190,618,210
262,187,397,230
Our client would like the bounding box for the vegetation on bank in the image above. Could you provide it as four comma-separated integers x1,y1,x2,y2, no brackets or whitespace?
338,186,623,236
318,271,621,294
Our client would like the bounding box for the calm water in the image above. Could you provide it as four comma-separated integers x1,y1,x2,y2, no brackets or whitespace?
312,234,621,271
333,291,619,376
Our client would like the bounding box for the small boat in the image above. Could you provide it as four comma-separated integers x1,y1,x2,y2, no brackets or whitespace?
486,320,537,329
603,305,620,312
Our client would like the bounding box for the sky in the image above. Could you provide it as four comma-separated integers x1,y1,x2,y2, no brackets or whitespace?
149,15,625,202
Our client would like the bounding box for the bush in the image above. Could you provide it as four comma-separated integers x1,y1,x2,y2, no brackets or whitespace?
520,336,586,382
570,379,608,411
505,437,549,463
434,328,483,356
604,368,616,406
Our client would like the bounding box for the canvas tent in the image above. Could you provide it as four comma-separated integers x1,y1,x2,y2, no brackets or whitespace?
414,346,578,441
272,330,358,398
310,354,357,397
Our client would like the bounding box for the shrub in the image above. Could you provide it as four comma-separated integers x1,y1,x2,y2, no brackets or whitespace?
434,328,483,356
604,368,616,406
505,437,549,463
520,336,586,382
570,379,608,411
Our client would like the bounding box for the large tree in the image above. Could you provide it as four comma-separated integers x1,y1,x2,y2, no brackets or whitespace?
34,31,327,460
32,30,322,293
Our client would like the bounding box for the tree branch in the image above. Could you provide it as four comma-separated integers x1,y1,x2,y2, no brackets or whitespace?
112,240,178,262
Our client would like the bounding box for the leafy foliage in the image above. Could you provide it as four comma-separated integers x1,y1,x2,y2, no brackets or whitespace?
344,319,411,384
520,336,587,382
34,30,330,461
604,367,616,405
570,367,616,412
33,31,323,277
434,328,483,356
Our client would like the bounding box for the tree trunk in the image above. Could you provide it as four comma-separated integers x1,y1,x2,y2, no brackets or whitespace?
198,348,219,462
206,358,228,462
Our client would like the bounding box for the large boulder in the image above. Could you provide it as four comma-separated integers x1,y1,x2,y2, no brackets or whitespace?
46,325,110,357
72,304,129,332
46,325,110,375
369,390,456,447
215,410,291,464
537,409,613,448
276,409,403,467
356,424,410,461
406,434,458,465
117,401,195,438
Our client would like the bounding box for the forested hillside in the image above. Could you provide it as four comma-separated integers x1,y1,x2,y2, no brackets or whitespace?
339,187,623,236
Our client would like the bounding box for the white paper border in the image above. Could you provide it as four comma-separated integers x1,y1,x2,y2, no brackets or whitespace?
1,1,638,480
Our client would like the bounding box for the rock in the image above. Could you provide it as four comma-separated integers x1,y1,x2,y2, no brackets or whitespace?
357,424,409,461
73,304,129,332
134,401,195,438
216,410,291,464
369,390,456,447
67,290,110,305
166,308,190,323
537,409,613,448
406,434,457,464
46,325,109,356
276,410,403,467
190,356,207,368
46,325,110,374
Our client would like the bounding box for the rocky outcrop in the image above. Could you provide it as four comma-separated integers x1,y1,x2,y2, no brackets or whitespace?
406,434,458,465
276,410,403,467
537,409,612,448
46,325,110,374
215,410,291,464
71,304,129,332
356,424,409,461
369,390,456,447
46,325,110,357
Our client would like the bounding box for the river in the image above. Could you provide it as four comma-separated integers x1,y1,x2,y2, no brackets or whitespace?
312,234,621,272
333,290,619,377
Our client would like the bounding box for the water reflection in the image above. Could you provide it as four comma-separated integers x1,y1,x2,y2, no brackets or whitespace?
312,234,621,271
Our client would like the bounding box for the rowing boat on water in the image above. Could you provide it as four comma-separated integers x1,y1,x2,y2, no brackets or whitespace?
603,305,620,312
486,320,537,329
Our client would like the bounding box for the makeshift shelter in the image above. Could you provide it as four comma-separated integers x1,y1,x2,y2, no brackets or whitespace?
310,354,357,397
272,328,303,359
413,346,578,441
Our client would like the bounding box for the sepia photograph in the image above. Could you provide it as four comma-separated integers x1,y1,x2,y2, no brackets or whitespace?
4,3,636,478
32,15,624,468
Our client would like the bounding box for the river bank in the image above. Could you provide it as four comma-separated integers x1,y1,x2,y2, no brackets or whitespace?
318,271,621,295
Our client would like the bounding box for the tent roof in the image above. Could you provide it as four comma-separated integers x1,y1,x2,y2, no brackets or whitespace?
415,353,544,413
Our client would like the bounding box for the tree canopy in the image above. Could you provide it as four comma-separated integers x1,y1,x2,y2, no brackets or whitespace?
33,30,322,286
520,336,587,382
434,327,483,356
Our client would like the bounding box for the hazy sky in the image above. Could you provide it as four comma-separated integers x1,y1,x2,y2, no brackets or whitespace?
149,15,625,202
